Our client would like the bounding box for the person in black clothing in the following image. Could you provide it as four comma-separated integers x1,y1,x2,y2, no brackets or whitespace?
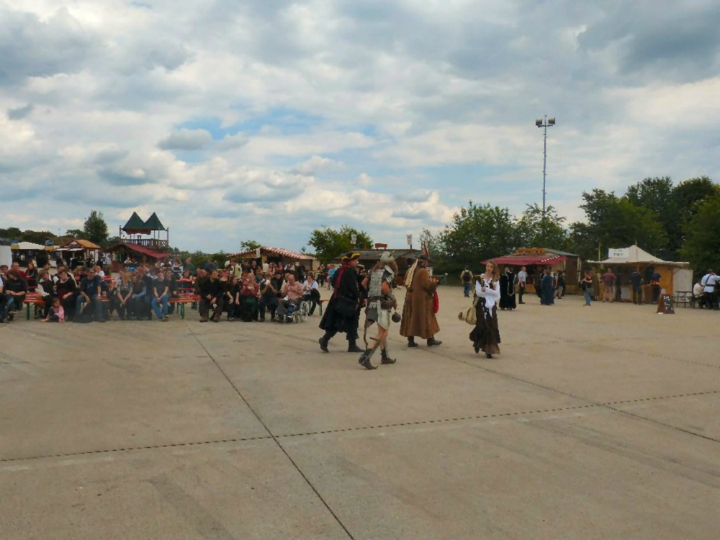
318,253,363,353
129,273,148,319
225,275,240,321
258,271,281,321
4,270,28,321
55,271,78,320
200,269,224,322
140,267,155,320
615,272,622,302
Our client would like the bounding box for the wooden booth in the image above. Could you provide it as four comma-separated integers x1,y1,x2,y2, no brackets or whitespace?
487,248,581,294
106,243,170,272
588,246,691,300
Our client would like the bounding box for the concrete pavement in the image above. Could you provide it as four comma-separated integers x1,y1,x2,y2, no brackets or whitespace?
1,287,718,539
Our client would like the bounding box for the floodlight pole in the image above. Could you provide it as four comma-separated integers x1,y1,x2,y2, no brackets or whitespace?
536,115,555,222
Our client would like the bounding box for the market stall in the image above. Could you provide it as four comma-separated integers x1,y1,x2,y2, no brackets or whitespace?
106,242,171,272
54,239,102,269
486,248,581,293
231,247,318,272
588,246,691,299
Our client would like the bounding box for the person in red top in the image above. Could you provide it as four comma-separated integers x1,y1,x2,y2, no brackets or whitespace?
601,268,616,302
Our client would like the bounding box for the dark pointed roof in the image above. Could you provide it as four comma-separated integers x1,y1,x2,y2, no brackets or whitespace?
144,212,166,231
122,212,150,233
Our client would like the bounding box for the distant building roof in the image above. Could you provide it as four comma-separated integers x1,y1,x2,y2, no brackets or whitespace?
143,213,166,231
122,212,150,233
232,247,315,260
107,243,170,259
60,239,101,250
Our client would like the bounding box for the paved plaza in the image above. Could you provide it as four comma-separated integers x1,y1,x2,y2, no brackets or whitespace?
1,287,719,539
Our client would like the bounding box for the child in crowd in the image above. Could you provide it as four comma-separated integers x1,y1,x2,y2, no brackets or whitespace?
42,298,66,323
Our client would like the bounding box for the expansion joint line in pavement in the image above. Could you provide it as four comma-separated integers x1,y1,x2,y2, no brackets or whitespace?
2,390,716,465
0,435,273,464
425,347,720,444
184,322,357,540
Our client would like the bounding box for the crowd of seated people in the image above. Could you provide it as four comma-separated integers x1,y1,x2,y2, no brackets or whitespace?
0,256,319,325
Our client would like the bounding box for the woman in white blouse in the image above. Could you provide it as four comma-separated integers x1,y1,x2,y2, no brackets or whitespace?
469,261,501,358
302,272,321,315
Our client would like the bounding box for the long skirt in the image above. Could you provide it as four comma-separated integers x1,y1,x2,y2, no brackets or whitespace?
469,304,501,355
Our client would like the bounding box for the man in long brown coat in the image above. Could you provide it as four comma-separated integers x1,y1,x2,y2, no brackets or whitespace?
399,256,442,347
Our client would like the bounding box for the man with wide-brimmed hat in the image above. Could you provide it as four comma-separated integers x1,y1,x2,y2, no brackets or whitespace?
319,252,364,353
399,254,441,347
357,250,399,369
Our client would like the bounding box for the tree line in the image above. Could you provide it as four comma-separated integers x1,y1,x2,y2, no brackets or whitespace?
3,176,718,278
306,176,719,278
425,176,719,277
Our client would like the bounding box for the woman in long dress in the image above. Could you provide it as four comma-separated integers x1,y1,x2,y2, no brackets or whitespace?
469,262,501,358
499,267,516,310
540,268,555,305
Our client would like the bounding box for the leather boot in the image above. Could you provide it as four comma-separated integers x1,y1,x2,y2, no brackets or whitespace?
358,350,377,370
381,349,396,365
407,337,418,348
427,337,442,346
347,339,363,353
319,337,329,353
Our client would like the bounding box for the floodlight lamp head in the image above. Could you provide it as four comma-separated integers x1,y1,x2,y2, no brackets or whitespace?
535,119,543,127
548,117,556,125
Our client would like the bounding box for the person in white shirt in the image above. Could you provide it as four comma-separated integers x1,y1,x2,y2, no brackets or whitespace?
700,269,719,310
470,261,501,359
517,266,528,304
302,272,321,315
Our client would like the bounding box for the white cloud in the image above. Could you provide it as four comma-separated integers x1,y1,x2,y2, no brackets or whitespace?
292,155,345,175
1,1,719,252
157,128,213,151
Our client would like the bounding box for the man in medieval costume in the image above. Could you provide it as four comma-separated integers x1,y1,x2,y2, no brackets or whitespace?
399,255,442,347
499,266,516,310
319,253,364,353
357,251,399,370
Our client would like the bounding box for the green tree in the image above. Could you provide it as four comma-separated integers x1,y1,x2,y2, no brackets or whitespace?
568,190,667,261
240,239,262,252
680,191,720,278
83,210,109,246
17,230,56,245
65,228,86,239
0,227,22,239
514,204,569,250
438,201,518,274
307,225,373,263
625,177,678,259
673,177,719,239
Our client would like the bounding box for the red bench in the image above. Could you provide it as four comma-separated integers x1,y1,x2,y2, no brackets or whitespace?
23,292,45,320
169,293,199,319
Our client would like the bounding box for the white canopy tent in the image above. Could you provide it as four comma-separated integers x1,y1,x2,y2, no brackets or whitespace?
11,241,47,251
588,245,692,295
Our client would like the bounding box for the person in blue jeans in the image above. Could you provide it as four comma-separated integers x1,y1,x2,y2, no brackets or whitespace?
461,267,473,297
76,269,105,322
581,271,593,306
151,273,170,322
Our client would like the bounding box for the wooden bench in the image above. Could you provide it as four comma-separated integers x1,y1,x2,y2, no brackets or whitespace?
23,292,45,320
169,293,199,319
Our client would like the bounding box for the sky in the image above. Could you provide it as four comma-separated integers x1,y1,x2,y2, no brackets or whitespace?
1,0,719,253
